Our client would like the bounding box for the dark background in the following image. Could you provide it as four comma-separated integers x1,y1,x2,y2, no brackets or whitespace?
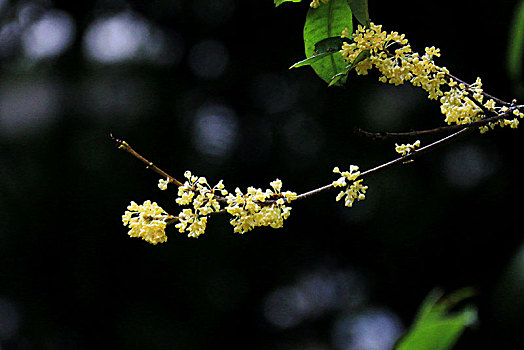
0,0,523,349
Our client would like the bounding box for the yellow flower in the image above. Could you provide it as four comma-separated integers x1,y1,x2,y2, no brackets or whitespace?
158,178,169,190
225,179,296,234
339,23,513,131
335,179,368,207
310,0,329,8
122,200,170,244
332,166,368,207
395,140,421,156
174,170,227,237
175,208,208,238
333,165,360,185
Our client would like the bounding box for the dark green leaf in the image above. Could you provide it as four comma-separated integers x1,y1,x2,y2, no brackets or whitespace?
395,288,478,350
303,0,353,86
328,48,369,86
274,0,303,7
291,37,351,70
290,52,334,69
507,1,524,85
346,0,370,26
314,37,351,54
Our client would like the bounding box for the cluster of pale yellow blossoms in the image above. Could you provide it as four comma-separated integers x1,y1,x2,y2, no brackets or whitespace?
310,0,329,9
122,200,173,244
122,164,373,243
171,171,224,238
340,23,524,135
226,179,297,234
332,166,368,207
395,140,421,156
122,172,298,243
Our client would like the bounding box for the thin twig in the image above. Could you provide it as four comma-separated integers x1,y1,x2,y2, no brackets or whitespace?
355,125,464,139
295,127,472,201
356,109,516,139
360,127,472,176
110,134,183,186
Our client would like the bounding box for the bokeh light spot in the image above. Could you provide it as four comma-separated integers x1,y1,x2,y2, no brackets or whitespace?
442,143,498,188
263,268,367,329
192,104,238,159
22,10,75,60
83,12,177,65
332,307,404,350
0,297,21,340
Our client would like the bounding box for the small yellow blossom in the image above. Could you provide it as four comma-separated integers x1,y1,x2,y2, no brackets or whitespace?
122,200,171,244
310,0,329,8
174,170,226,237
395,140,421,156
175,208,208,238
158,178,169,190
226,179,296,234
333,165,360,187
484,99,496,111
440,78,484,125
335,179,368,207
503,118,519,128
333,165,368,207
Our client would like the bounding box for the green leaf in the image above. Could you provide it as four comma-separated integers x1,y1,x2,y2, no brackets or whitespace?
507,1,524,85
328,48,369,86
395,288,478,350
346,0,370,27
274,0,303,7
314,36,351,54
303,0,353,86
290,52,334,69
290,37,351,69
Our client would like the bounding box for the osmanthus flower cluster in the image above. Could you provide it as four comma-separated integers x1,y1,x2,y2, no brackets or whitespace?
225,179,297,234
340,22,524,134
122,200,173,244
395,140,421,156
172,171,224,238
120,163,372,243
332,166,368,207
122,170,305,243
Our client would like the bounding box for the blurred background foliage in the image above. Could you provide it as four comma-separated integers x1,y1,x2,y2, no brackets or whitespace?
0,0,523,349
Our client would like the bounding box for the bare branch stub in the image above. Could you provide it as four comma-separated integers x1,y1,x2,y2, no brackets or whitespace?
110,133,183,186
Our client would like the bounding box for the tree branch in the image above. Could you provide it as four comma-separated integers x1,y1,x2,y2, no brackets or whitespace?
110,134,183,187
295,127,472,201
356,108,517,139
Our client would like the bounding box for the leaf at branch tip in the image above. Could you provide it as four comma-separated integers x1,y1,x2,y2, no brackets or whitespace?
395,287,478,350
328,49,369,86
303,0,353,86
346,0,370,26
291,37,352,69
274,0,303,7
290,52,333,69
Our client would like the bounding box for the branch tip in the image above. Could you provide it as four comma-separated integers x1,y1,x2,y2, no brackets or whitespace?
110,133,129,150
